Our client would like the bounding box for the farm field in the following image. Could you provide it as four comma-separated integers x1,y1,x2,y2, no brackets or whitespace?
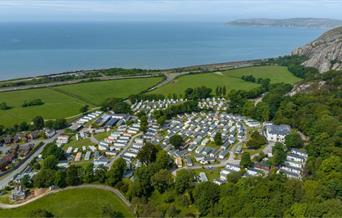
151,66,301,96
0,77,163,127
53,77,163,105
0,88,87,127
0,188,133,218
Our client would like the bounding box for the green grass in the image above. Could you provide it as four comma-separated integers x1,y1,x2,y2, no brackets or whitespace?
63,136,95,150
0,88,87,127
191,167,223,181
151,66,301,96
0,77,162,127
0,188,133,218
53,77,163,105
94,132,111,141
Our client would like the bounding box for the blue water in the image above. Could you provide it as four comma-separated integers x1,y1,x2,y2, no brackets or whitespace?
0,22,324,80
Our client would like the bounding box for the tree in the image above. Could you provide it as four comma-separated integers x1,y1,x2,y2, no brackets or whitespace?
101,205,124,218
272,143,287,166
240,152,252,168
94,166,108,183
151,169,174,193
214,132,223,145
156,150,174,170
80,105,89,114
82,163,94,184
107,158,126,186
42,155,58,170
53,119,67,130
246,131,267,149
285,131,304,149
32,116,44,130
175,170,196,194
19,121,30,131
54,171,66,188
66,165,81,186
0,102,10,110
193,182,220,216
42,143,65,160
102,98,131,114
21,175,33,188
28,209,54,218
33,169,56,188
170,134,184,149
137,143,158,164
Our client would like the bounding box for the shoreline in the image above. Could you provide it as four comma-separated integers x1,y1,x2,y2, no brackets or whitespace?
0,58,266,92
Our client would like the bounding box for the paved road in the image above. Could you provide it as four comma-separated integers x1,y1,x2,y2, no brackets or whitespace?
148,71,190,91
0,131,63,190
0,184,131,209
107,132,143,168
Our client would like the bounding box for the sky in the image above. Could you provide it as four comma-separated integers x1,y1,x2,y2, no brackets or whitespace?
0,0,341,22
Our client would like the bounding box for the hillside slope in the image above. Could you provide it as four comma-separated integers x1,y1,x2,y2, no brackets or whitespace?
292,26,342,72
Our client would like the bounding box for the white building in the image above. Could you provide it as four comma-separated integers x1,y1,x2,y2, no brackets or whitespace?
264,124,291,142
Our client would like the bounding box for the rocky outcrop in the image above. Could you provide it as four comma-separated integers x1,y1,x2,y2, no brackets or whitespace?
292,26,342,73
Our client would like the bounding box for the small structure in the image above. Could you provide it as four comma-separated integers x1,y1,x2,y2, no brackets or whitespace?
175,157,183,168
11,186,27,201
198,172,208,182
56,135,69,147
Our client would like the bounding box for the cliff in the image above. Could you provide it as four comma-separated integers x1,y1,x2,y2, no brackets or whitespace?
292,26,342,73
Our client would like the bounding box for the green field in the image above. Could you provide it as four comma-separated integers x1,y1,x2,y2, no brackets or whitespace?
0,77,162,127
0,188,133,218
0,88,87,127
53,77,162,105
151,66,301,96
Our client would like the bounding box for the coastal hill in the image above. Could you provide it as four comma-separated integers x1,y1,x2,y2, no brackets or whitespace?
292,26,342,72
227,18,342,28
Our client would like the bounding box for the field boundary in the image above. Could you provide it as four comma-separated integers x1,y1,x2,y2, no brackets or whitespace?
0,184,132,210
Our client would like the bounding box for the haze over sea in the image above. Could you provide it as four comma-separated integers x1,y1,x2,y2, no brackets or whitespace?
0,22,324,80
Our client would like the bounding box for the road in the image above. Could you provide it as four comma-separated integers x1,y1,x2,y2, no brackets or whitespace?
172,144,241,176
0,131,63,190
0,184,131,209
107,132,143,168
0,74,158,93
0,59,263,93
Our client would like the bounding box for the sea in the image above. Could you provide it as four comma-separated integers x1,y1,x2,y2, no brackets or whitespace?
0,22,325,80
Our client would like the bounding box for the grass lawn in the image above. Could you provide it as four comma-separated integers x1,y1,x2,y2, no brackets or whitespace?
0,188,133,218
151,66,301,96
94,132,111,142
63,136,95,150
53,77,163,105
0,77,162,127
191,167,223,181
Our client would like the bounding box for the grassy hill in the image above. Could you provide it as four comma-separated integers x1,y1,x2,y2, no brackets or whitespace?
0,77,162,127
151,66,301,96
0,188,133,218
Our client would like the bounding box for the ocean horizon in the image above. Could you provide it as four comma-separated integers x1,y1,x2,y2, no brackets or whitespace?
0,22,324,80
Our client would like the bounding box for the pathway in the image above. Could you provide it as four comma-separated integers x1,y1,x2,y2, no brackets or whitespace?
0,184,131,209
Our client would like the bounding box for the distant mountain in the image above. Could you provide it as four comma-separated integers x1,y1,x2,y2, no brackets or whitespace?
227,18,342,28
292,26,342,73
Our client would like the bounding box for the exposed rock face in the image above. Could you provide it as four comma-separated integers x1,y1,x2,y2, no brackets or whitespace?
292,26,342,73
